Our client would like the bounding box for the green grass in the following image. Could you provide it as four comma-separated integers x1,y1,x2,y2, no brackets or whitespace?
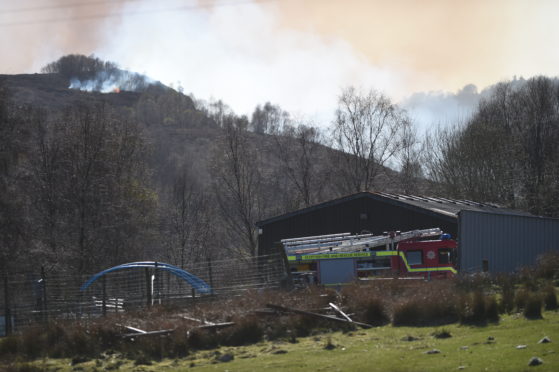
10,311,559,372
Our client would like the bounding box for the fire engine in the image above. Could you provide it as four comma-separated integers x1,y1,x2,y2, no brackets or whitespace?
282,228,457,286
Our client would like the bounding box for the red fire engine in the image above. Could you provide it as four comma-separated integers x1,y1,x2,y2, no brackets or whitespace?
282,228,457,286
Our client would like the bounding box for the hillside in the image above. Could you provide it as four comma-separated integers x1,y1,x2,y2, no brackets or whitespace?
0,71,403,202
0,61,415,274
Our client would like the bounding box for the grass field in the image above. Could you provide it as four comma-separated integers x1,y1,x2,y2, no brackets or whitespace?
9,310,558,372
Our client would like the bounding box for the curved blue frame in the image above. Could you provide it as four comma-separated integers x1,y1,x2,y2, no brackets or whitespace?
80,261,211,293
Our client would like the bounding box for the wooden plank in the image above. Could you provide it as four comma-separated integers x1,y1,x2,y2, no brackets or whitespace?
329,302,352,322
196,322,235,330
180,315,216,325
122,329,175,338
266,304,372,329
124,326,147,334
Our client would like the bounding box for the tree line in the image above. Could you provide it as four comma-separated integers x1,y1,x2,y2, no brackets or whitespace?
1,55,557,275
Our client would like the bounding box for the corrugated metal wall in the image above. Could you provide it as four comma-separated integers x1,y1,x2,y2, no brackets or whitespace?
459,210,559,272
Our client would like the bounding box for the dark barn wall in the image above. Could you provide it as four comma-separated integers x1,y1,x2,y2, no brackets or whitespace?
258,195,457,256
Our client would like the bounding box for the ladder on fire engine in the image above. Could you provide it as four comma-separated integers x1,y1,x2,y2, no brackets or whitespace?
282,228,443,255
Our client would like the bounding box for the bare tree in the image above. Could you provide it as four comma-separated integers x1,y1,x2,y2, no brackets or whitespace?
397,124,424,194
162,166,213,268
28,104,157,272
0,83,29,272
270,122,328,208
211,116,263,257
330,87,410,194
423,77,559,216
250,102,290,134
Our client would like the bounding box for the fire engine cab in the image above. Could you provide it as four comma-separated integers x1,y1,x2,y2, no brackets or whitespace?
282,228,457,286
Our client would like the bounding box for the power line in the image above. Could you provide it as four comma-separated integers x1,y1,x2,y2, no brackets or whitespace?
0,0,276,27
0,0,154,14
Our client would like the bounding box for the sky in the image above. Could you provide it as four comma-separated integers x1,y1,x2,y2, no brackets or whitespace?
1,0,558,131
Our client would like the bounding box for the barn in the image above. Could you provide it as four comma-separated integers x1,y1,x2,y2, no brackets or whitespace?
256,192,559,272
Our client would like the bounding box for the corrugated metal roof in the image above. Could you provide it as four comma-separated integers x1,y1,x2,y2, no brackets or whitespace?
256,192,531,227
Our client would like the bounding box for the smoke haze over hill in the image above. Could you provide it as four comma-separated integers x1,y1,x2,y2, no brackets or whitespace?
1,0,559,129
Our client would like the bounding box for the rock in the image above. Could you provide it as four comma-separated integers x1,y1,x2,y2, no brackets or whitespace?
424,349,441,354
458,366,466,370
538,336,551,344
517,345,527,349
528,357,543,366
272,349,288,354
217,353,234,363
487,336,495,341
460,346,469,350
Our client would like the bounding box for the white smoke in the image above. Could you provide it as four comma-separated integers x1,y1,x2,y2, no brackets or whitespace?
399,77,534,132
399,84,484,132
68,69,156,93
93,0,404,125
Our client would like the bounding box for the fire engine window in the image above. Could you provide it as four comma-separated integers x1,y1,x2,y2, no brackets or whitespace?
406,250,423,265
439,249,451,264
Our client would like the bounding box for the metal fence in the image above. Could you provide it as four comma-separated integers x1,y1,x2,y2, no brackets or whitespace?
0,254,287,336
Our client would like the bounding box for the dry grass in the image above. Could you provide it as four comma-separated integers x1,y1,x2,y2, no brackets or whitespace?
2,256,559,363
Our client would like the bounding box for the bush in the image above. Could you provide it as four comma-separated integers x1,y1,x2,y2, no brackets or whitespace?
523,293,543,319
459,292,484,325
0,335,19,357
362,298,389,326
485,296,500,323
542,285,558,311
514,289,530,311
392,297,457,327
534,252,559,280
223,317,263,346
186,329,219,350
499,284,515,314
393,300,424,326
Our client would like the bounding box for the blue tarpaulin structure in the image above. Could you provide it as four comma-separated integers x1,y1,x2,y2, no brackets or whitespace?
80,261,212,293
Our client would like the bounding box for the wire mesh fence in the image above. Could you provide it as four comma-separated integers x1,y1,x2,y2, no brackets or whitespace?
0,253,287,335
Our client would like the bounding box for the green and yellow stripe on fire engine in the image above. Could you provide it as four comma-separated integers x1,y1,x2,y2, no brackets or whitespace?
287,251,457,274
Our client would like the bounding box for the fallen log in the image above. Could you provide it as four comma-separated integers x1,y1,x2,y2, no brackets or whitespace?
266,304,373,329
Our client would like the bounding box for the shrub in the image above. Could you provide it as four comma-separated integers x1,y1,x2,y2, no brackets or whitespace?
485,296,500,323
534,252,559,280
223,317,263,346
542,285,558,311
499,283,515,314
432,329,452,339
514,289,530,311
0,335,19,357
523,293,543,319
186,329,219,350
20,327,45,359
362,298,389,326
393,300,423,326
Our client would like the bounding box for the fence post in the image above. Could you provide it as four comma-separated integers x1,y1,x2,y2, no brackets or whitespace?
145,267,151,307
154,261,160,305
3,273,12,336
40,266,48,323
102,276,107,317
208,257,214,295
